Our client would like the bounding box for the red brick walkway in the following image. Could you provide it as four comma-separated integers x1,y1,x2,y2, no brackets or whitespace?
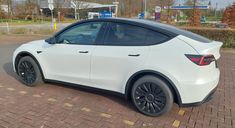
0,52,234,128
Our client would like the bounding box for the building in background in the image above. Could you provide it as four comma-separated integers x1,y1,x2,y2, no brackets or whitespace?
38,0,118,19
3,0,118,20
0,5,9,13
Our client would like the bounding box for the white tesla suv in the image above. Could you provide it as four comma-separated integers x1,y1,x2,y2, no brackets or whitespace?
13,18,222,116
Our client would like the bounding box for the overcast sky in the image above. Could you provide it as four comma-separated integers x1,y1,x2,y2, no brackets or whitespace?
212,0,235,9
177,0,235,9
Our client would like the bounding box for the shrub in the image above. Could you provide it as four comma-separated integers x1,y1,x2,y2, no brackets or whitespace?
10,28,28,34
33,29,54,35
181,27,235,48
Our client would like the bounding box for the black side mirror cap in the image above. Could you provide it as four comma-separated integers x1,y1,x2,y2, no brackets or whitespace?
45,37,56,44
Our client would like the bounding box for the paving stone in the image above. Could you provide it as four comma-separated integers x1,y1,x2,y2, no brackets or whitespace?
0,40,234,128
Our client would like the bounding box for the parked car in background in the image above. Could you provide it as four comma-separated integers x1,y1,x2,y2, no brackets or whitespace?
200,16,206,23
13,18,222,116
215,23,230,29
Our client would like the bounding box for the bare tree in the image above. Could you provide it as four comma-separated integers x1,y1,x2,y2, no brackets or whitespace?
6,0,12,18
166,0,175,23
72,0,89,20
0,0,12,18
24,0,38,20
189,0,204,26
97,0,174,18
0,0,6,18
12,0,38,20
54,0,66,21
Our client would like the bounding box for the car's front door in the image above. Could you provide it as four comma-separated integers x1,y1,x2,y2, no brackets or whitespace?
40,22,105,85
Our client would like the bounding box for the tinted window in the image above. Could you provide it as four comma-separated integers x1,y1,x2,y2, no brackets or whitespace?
104,23,147,46
57,22,103,45
146,30,170,45
104,23,169,46
137,20,212,43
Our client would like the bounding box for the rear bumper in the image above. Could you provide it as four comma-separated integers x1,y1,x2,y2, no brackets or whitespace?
178,68,220,106
180,86,217,107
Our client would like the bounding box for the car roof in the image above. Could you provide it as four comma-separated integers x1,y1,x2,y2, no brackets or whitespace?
88,17,173,30
55,18,178,38
57,18,211,43
82,18,177,37
86,18,211,43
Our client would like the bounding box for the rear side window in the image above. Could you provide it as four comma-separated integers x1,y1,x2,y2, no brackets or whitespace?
137,20,212,43
104,22,170,46
146,30,170,45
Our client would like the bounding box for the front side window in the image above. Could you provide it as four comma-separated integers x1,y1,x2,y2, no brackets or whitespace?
57,22,103,45
104,22,169,46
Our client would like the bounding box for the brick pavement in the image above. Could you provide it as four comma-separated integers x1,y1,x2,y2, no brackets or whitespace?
0,36,234,128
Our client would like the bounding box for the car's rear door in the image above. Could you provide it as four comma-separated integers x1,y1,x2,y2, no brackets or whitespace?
90,22,151,93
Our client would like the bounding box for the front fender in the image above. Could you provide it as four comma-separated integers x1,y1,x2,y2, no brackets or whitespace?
13,44,43,74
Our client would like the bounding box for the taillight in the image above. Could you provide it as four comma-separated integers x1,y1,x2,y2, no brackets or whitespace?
185,54,215,66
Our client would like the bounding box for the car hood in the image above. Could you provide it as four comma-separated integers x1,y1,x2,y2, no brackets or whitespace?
24,40,46,46
20,39,49,49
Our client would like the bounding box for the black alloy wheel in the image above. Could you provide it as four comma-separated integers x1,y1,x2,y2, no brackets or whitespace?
18,61,37,85
132,75,173,116
17,56,43,86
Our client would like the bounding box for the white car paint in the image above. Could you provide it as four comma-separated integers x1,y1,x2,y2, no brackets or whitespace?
13,17,224,107
13,34,222,105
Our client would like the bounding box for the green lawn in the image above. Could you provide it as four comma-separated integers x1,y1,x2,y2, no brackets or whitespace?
0,18,77,25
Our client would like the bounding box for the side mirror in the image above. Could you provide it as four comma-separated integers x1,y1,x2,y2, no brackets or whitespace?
45,37,56,44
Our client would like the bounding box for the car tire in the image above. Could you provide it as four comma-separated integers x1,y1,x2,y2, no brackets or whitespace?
131,75,173,116
17,56,43,87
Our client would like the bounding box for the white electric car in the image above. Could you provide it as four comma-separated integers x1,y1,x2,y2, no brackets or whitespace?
13,18,222,116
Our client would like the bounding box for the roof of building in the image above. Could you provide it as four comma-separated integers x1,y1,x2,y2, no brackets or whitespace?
38,0,116,9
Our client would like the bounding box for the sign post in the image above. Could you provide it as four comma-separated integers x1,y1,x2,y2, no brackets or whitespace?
155,6,161,21
71,1,77,20
48,0,55,30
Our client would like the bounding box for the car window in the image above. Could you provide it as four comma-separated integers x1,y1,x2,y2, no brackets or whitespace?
137,20,211,43
146,30,170,45
104,23,147,46
57,22,103,45
104,23,169,46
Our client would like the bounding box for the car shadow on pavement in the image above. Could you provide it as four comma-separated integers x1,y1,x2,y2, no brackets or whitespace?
49,80,137,111
3,62,18,79
3,62,137,112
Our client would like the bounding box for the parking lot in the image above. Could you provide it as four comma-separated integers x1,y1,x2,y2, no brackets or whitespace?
0,35,234,128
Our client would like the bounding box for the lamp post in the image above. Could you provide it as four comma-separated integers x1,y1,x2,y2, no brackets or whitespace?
144,0,147,19
215,2,218,18
40,9,43,22
71,1,77,20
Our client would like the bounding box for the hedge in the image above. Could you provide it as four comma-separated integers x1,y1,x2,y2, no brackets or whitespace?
181,27,235,48
0,25,234,48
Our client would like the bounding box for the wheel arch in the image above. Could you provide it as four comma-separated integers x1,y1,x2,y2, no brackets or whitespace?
15,51,45,80
125,70,182,105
